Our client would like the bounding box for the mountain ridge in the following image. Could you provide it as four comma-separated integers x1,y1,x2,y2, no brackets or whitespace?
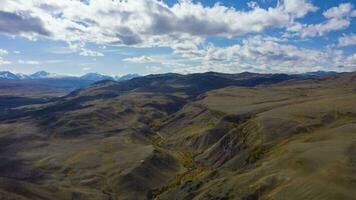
0,70,342,81
0,71,141,81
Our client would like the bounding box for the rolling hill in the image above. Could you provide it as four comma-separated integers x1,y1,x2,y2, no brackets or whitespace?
0,71,355,200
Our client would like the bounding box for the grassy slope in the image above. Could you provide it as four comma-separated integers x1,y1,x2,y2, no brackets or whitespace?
157,73,356,199
0,73,355,200
0,91,185,200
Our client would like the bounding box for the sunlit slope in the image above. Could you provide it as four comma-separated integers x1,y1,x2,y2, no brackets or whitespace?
157,73,356,199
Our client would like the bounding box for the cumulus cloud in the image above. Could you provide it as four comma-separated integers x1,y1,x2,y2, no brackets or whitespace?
346,54,356,64
0,49,8,56
123,56,154,63
68,42,104,57
0,11,50,38
18,60,40,65
323,3,355,18
0,49,11,65
0,0,354,73
0,0,318,47
288,18,351,38
287,3,355,38
79,49,104,57
173,35,356,74
0,59,11,65
282,0,318,18
0,58,11,65
338,34,356,47
171,42,205,59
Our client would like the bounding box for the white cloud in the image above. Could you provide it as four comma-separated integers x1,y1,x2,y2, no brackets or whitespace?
173,35,356,74
287,3,355,38
79,49,104,57
289,18,351,38
0,10,50,38
323,3,355,18
0,0,354,74
18,59,40,65
123,56,154,63
338,34,356,47
171,42,206,59
0,49,8,55
0,49,10,65
0,0,318,47
282,0,318,18
0,59,11,65
68,41,104,57
346,53,356,64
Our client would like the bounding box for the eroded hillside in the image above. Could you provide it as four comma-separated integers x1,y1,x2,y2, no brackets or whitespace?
0,72,355,200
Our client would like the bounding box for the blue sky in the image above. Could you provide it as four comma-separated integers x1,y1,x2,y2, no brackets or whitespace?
0,0,355,76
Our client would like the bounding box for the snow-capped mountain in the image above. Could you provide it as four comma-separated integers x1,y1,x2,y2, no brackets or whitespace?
0,71,71,80
28,71,67,79
15,73,30,79
0,71,20,80
29,71,51,79
80,73,114,81
0,70,140,82
115,73,140,81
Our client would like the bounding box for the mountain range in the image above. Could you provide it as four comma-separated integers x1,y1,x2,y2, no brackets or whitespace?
1,70,340,81
0,70,140,81
0,71,141,97
0,70,341,101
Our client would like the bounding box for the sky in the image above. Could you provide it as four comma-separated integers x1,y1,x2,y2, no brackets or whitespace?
0,0,355,76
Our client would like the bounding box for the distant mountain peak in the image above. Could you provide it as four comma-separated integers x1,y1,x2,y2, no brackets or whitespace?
0,70,340,82
115,73,140,81
0,71,19,80
0,70,140,81
29,71,59,79
80,73,114,81
32,70,50,76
